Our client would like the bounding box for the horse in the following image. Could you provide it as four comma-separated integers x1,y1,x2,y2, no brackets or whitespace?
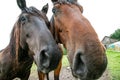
50,0,108,80
0,0,62,80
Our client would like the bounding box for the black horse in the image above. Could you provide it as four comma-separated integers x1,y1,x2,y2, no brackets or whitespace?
0,0,62,80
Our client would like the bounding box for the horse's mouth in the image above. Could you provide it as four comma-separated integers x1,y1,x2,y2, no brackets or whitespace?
37,67,50,73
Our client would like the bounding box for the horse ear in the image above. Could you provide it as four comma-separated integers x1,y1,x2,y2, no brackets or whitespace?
41,3,49,14
17,0,27,10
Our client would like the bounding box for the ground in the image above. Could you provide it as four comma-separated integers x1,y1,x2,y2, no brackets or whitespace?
28,67,111,80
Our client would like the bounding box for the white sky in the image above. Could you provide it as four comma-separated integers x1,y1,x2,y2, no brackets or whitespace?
0,0,120,50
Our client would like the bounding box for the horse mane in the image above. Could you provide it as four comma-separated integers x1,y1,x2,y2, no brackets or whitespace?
53,0,83,13
9,20,29,63
9,23,19,57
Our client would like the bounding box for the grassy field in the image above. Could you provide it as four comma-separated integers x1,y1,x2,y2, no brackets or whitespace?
106,50,120,80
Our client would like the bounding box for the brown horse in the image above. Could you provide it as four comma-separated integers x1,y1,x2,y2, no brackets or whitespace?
0,0,62,80
50,0,107,80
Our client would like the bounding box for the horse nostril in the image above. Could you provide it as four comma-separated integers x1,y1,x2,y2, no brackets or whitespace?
40,49,50,68
40,49,49,58
72,51,86,78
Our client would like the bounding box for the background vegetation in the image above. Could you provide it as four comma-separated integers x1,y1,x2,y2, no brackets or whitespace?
110,28,120,40
106,50,120,80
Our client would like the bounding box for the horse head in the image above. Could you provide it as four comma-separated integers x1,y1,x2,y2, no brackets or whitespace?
11,0,62,73
50,0,107,79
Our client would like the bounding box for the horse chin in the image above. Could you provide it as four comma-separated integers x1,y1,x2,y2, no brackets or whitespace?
37,67,50,74
34,59,51,73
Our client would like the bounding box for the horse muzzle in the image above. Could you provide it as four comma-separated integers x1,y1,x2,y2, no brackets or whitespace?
71,50,107,80
34,45,62,73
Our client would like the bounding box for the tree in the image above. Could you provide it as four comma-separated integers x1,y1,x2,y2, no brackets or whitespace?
110,28,120,40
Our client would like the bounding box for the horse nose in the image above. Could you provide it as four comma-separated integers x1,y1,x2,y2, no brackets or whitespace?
40,49,50,69
39,45,62,73
72,51,87,78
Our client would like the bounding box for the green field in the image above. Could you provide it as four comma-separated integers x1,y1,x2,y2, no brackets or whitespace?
106,50,120,80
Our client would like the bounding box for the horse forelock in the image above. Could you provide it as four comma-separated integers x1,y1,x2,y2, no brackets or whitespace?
20,7,50,28
53,0,83,13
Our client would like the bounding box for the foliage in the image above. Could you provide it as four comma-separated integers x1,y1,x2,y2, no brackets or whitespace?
110,28,120,40
106,50,120,80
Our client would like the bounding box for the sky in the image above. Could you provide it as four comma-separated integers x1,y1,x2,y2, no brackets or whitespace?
0,0,120,50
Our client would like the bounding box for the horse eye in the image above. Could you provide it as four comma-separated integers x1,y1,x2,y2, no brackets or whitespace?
59,28,62,32
20,16,27,24
26,34,30,38
52,8,58,14
52,8,55,14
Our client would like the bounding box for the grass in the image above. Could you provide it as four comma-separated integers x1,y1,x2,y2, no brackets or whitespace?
62,55,69,67
31,63,37,71
106,50,120,80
